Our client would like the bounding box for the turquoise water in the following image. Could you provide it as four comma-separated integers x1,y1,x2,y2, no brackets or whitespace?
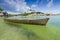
47,16,60,27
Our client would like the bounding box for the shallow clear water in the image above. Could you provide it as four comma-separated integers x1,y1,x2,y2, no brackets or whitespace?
47,16,60,27
0,17,40,40
0,16,60,40
11,16,60,40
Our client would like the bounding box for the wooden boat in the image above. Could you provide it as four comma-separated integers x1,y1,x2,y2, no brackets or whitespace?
4,17,49,25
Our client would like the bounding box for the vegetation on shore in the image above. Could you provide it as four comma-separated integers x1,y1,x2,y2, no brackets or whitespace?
17,12,44,16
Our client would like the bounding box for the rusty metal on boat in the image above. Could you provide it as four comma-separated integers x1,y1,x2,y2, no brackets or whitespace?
4,17,49,25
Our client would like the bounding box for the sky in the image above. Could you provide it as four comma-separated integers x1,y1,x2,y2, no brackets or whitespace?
0,0,60,14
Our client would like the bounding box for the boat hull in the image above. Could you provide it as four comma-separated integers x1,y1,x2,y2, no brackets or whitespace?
4,18,49,25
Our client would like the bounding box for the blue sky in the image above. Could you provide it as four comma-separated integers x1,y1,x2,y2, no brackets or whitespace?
0,0,60,14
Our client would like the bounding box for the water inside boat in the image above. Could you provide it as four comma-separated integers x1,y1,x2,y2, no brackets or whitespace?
6,16,48,20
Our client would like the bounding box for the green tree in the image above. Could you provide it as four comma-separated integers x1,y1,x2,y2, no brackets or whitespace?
0,7,4,13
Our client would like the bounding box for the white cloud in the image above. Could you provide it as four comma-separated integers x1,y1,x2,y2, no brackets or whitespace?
7,11,20,14
30,4,37,11
47,0,53,8
51,10,60,14
30,0,40,11
4,0,30,12
31,4,37,8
